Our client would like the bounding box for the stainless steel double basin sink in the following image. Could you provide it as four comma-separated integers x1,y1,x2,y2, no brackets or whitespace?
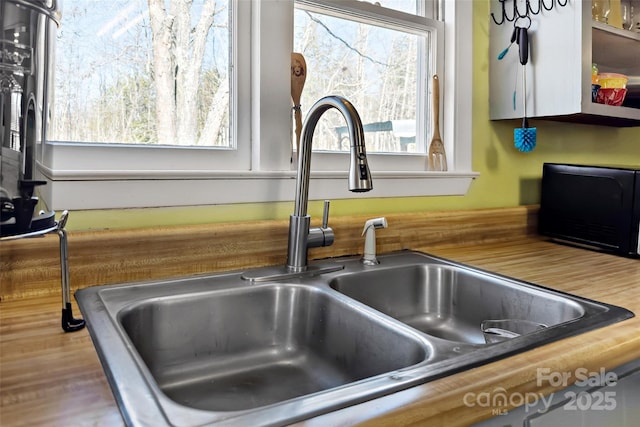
76,250,633,426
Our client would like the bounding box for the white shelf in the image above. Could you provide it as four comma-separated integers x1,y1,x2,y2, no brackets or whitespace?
583,102,639,119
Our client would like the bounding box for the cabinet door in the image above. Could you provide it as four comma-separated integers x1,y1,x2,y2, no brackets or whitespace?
473,358,640,427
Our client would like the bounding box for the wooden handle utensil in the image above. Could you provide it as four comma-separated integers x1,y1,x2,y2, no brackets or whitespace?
428,74,448,171
291,53,307,161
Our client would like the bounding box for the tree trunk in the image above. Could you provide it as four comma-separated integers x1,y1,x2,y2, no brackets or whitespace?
148,0,176,145
148,0,218,145
198,77,229,146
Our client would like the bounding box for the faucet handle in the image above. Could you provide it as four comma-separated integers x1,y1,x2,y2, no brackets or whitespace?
308,200,334,249
322,200,330,229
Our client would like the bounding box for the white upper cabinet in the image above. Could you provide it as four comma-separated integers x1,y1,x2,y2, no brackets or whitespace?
489,0,640,127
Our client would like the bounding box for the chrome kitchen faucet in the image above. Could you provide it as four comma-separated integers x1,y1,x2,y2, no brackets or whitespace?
286,95,373,272
242,95,372,282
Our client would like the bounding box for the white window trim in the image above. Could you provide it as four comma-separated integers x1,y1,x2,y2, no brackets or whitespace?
36,0,477,211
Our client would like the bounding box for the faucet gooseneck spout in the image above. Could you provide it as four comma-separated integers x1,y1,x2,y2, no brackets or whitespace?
286,96,373,272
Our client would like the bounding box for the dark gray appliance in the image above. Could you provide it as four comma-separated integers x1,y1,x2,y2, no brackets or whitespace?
539,163,640,258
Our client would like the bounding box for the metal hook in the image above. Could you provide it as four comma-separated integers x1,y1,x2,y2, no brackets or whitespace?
514,0,529,18
491,0,568,26
491,0,509,25
527,0,542,15
541,0,555,11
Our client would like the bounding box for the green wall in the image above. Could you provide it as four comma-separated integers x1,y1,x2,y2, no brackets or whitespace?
68,0,640,231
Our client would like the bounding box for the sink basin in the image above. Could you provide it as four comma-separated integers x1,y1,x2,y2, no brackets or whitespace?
76,250,633,426
329,264,584,344
119,284,429,412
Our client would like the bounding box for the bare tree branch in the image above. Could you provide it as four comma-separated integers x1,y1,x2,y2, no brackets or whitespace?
304,11,388,67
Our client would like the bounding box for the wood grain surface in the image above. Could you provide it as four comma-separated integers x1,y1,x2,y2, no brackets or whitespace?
2,206,639,426
1,206,537,301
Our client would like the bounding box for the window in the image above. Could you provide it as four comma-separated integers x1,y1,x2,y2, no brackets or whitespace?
293,0,436,155
290,0,445,174
51,0,231,147
37,0,475,210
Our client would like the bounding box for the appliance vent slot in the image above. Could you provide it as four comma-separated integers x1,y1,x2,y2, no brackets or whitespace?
555,217,619,248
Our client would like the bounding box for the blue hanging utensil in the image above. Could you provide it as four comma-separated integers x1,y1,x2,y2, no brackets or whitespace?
497,25,519,60
513,27,537,152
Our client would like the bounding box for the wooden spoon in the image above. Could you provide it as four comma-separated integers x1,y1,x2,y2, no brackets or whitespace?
291,52,307,162
428,74,448,171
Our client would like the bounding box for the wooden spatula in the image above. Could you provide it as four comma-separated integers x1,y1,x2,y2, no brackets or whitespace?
291,53,307,162
428,74,448,171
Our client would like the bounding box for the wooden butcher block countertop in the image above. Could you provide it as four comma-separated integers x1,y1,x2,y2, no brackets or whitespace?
1,206,639,426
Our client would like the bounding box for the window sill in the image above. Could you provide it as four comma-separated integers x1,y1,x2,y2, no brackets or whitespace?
37,165,478,210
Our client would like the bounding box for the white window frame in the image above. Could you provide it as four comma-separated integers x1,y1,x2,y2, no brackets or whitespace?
36,0,476,210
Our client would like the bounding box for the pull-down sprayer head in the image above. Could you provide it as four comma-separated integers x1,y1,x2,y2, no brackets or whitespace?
297,95,372,212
